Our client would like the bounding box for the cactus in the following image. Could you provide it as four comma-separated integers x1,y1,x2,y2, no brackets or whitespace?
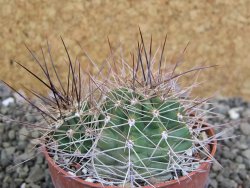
3,31,219,187
51,101,96,154
94,87,193,183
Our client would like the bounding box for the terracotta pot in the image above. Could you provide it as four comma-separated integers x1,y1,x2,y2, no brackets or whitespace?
44,128,217,188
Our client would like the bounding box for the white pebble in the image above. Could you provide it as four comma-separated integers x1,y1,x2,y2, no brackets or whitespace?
64,157,70,164
20,183,26,188
228,108,240,120
182,170,188,176
53,154,59,161
82,168,88,174
185,148,193,156
68,171,76,176
200,131,208,141
85,177,94,183
2,97,14,106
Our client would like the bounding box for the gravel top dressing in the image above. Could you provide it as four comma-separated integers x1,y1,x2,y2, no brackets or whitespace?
0,83,250,188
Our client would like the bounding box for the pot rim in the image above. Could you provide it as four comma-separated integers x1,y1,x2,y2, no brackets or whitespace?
43,127,217,188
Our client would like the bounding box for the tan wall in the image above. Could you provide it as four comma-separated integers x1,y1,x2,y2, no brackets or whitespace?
1,0,250,100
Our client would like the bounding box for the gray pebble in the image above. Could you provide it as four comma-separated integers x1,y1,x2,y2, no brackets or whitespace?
243,179,250,188
2,183,9,188
236,142,248,150
0,172,3,181
44,169,51,182
233,176,242,185
17,140,28,151
5,146,15,156
243,158,250,169
1,106,9,114
25,113,37,123
210,172,217,178
1,150,10,167
8,130,15,140
3,175,11,183
31,130,40,138
2,142,10,148
242,149,250,159
26,165,45,183
14,178,25,186
35,155,44,165
19,127,29,141
235,156,243,163
238,170,249,180
28,183,41,188
209,179,218,188
0,123,4,134
222,150,235,160
14,152,34,164
240,122,250,135
223,168,231,178
17,165,29,179
242,109,250,118
220,179,237,188
237,164,246,170
212,163,221,172
216,174,224,182
213,104,230,115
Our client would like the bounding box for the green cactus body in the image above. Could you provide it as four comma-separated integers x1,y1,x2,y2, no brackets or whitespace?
95,88,192,181
52,102,95,154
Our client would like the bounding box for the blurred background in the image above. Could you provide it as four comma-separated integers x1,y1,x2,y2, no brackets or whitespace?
0,0,250,100
1,1,250,188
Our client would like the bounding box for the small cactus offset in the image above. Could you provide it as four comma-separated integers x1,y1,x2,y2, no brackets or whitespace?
3,31,219,187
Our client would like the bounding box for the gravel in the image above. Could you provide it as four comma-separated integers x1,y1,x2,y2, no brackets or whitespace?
0,84,250,188
207,97,250,188
0,84,54,188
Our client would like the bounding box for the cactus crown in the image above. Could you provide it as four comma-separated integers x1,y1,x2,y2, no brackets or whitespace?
5,31,218,187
